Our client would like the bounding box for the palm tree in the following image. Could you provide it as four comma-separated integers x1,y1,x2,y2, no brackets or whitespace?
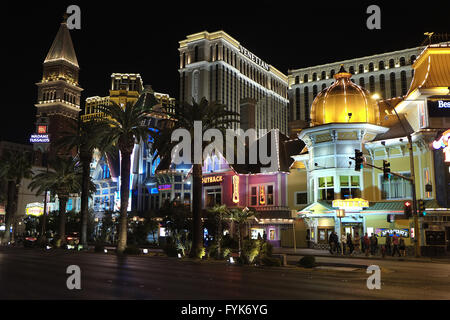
29,156,85,248
95,100,152,254
151,97,239,258
0,150,33,244
55,119,106,248
208,204,230,259
229,207,256,257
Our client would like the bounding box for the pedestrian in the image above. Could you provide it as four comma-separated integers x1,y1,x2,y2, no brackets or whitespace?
333,232,340,254
341,233,347,255
381,244,387,258
385,234,392,256
328,232,335,254
347,233,354,254
370,233,376,256
392,232,401,257
363,233,370,256
399,237,406,257
353,232,360,255
374,234,378,255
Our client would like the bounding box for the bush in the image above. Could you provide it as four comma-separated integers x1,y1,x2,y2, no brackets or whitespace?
206,243,218,259
260,242,273,257
240,239,261,265
124,245,141,255
261,256,282,267
222,247,231,259
298,256,316,268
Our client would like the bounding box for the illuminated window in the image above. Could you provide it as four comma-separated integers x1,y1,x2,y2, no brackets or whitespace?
206,188,222,208
318,176,334,200
380,173,411,200
340,175,361,199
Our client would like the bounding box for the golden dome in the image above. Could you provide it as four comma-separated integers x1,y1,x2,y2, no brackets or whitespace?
310,66,380,126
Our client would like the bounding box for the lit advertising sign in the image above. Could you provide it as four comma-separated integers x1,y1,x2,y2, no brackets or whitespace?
427,98,450,117
38,125,47,134
432,129,450,163
158,184,171,191
375,228,409,238
232,175,239,203
332,198,369,211
202,175,223,184
239,45,270,71
30,134,50,143
25,203,44,216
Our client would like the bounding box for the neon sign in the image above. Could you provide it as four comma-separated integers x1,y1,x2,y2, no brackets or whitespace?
432,129,450,163
259,186,266,205
232,175,239,203
25,203,44,216
30,134,50,143
332,198,369,211
202,175,223,184
158,184,172,191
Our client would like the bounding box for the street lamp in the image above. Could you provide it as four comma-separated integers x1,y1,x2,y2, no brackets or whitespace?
372,94,421,257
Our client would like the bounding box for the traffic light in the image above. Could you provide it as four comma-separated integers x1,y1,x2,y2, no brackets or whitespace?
404,200,412,218
418,199,426,217
383,160,391,180
354,149,364,171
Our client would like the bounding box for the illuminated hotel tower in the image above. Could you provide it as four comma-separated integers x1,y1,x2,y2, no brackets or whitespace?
34,16,82,160
179,31,289,137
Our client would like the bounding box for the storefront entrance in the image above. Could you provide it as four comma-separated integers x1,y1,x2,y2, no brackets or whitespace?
342,223,362,238
318,227,334,244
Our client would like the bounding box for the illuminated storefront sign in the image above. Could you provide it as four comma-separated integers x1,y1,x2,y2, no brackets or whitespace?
158,184,172,191
432,129,450,162
25,203,44,216
37,125,48,134
202,175,223,184
332,198,369,211
239,45,270,71
375,228,409,238
259,185,266,205
30,134,50,143
232,175,239,203
427,99,450,117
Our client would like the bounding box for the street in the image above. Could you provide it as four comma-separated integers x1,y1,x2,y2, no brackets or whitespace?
0,247,449,300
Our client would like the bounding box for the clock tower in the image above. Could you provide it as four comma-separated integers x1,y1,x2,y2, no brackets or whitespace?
34,15,82,163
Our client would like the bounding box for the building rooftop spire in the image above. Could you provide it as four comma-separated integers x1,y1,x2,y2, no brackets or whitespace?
44,18,79,68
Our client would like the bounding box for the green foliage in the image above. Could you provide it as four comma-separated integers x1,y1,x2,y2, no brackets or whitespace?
260,241,273,257
298,256,316,268
97,211,117,244
222,248,231,259
239,239,261,265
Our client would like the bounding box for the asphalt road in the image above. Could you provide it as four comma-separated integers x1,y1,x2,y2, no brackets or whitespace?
0,247,449,300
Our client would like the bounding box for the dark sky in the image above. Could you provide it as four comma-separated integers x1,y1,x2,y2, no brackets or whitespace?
2,0,449,144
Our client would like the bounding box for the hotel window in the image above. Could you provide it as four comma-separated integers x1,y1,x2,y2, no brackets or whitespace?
380,74,386,98
379,61,385,70
295,88,300,120
369,76,375,93
313,85,318,100
340,175,361,199
303,74,308,83
389,59,395,68
359,77,365,88
401,71,407,96
318,176,334,200
194,46,199,62
359,64,364,74
410,55,416,65
380,173,411,200
400,57,405,66
205,187,222,207
390,72,396,98
215,44,218,61
349,66,355,74
312,73,317,81
369,63,374,72
304,87,310,121
295,192,308,206
322,83,326,90
295,76,299,84
210,46,213,62
250,184,274,206
330,69,335,78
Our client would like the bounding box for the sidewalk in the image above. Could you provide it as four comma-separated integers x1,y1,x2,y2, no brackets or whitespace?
273,247,450,264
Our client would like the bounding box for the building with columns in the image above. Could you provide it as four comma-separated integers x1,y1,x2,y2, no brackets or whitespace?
178,31,289,137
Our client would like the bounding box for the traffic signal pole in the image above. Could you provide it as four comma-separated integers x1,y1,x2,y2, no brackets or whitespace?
407,134,421,257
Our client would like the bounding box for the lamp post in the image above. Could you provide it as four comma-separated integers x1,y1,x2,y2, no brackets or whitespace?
336,209,345,255
372,94,421,257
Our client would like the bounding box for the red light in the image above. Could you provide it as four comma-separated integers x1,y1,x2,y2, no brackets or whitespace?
38,125,47,134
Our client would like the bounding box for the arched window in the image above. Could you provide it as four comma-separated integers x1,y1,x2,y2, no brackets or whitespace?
380,74,386,98
401,71,407,96
304,87,310,121
390,72,396,97
313,85,318,99
322,83,326,90
349,66,355,74
369,62,374,72
379,60,385,70
359,64,364,74
410,55,416,65
295,76,299,84
369,76,375,93
210,46,213,62
205,157,212,172
215,44,218,61
213,155,220,171
312,73,317,81
295,88,300,120
399,57,405,66
303,74,308,83
321,71,326,79
359,77,365,88
330,69,335,78
389,59,395,68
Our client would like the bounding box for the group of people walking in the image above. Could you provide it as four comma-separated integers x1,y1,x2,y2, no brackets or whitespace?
328,231,406,257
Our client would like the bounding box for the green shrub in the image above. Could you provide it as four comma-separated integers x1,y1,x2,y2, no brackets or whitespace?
261,256,282,267
298,256,316,268
222,247,231,259
124,245,141,255
260,242,273,257
206,243,218,259
240,239,261,264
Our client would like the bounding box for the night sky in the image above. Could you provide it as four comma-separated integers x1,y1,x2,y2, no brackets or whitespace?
2,0,449,144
